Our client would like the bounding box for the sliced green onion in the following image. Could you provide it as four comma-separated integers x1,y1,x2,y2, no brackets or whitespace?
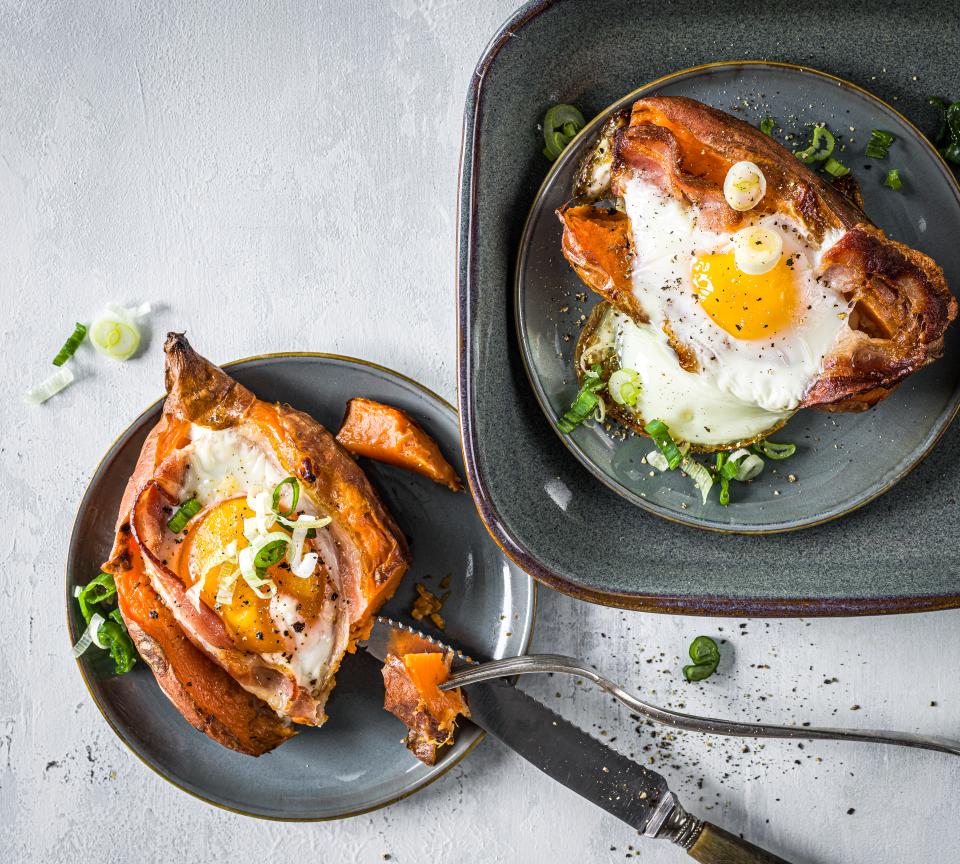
215,563,240,607
73,612,106,657
865,128,895,159
98,610,137,674
681,457,713,504
77,573,117,624
557,365,606,433
276,513,331,531
272,477,300,518
607,368,642,407
167,497,201,533
24,364,75,405
238,544,279,599
794,125,835,164
53,323,87,366
884,168,903,190
823,157,850,178
759,116,775,136
944,101,960,165
253,538,288,571
753,440,796,460
646,450,670,472
719,475,731,506
89,303,150,361
683,635,721,682
644,419,682,470
542,104,586,161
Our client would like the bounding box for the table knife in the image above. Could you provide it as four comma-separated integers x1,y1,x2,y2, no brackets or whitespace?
361,616,791,864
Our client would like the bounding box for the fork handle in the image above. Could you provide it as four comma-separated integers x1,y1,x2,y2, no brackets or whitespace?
688,823,792,864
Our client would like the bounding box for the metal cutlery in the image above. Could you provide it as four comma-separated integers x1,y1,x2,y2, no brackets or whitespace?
440,653,960,757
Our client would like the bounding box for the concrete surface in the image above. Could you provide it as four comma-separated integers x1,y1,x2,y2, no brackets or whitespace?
2,2,959,862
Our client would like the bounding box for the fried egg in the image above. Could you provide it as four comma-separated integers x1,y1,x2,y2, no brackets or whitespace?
174,425,346,708
610,175,852,446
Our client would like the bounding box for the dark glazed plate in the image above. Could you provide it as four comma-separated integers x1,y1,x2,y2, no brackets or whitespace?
458,0,960,614
67,354,535,819
516,61,960,533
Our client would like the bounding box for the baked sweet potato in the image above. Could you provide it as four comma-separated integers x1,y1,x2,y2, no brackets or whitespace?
560,96,956,413
102,334,411,753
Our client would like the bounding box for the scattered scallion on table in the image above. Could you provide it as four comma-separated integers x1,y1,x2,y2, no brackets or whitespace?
683,635,721,682
759,116,775,136
884,168,903,190
52,323,87,366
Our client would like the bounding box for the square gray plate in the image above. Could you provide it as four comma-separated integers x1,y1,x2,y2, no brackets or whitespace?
67,353,535,819
457,0,960,615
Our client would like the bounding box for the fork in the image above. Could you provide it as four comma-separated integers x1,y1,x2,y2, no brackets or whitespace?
440,653,960,757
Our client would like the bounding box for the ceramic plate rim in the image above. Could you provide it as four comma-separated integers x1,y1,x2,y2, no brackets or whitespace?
66,351,537,820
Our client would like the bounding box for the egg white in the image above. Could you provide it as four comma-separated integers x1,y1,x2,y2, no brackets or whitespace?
613,177,852,445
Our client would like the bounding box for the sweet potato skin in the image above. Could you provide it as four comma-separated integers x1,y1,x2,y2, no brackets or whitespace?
101,333,412,754
559,96,956,413
381,651,468,765
336,397,463,492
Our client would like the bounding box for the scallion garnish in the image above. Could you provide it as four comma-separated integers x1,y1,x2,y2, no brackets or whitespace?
253,538,288,572
759,116,775,136
167,497,201,533
557,365,606,433
683,635,721,682
272,477,300,518
681,456,714,505
542,104,586,162
884,168,903,190
24,364,75,405
72,572,136,675
929,97,960,165
794,125,835,164
865,128,895,159
53,323,87,366
644,419,682,470
607,368,641,407
753,439,796,460
823,157,850,178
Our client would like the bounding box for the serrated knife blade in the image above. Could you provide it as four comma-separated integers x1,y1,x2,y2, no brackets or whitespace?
361,617,792,863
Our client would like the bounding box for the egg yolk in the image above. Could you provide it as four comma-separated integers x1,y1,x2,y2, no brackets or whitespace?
691,251,798,339
181,496,327,653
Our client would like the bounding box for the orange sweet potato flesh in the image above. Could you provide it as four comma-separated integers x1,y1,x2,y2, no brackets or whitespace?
381,650,468,765
336,398,463,492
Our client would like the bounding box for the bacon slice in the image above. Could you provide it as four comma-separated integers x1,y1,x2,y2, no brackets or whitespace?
558,95,956,411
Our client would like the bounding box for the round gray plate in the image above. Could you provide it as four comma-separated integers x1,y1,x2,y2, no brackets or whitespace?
66,353,535,820
516,62,960,533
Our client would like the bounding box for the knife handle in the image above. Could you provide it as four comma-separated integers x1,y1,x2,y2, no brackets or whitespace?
687,822,792,864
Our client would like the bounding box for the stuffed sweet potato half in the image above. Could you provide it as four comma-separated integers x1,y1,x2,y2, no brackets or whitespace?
560,96,956,451
99,334,461,756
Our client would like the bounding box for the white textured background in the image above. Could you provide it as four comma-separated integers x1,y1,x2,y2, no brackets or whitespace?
2,2,959,862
